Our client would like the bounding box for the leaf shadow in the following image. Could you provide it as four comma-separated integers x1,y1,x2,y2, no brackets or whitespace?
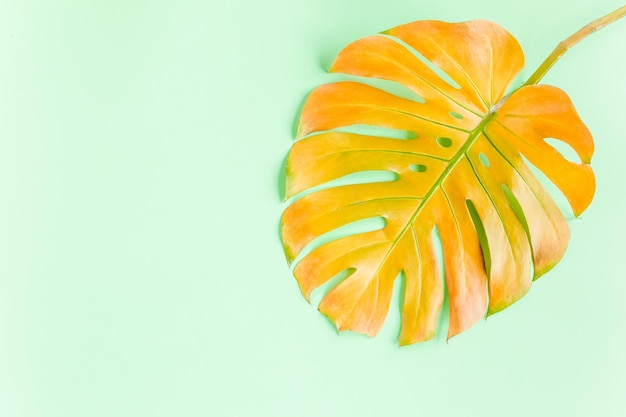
277,153,288,203
319,49,336,73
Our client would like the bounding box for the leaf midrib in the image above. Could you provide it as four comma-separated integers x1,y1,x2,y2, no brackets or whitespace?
369,111,498,284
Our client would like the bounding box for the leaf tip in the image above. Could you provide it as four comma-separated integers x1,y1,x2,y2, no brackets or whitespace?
282,242,296,265
295,121,309,139
398,331,436,346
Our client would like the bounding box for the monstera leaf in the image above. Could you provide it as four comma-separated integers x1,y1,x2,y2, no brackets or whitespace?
281,14,621,345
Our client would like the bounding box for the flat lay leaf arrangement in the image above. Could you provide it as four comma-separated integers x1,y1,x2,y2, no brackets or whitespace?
281,7,626,345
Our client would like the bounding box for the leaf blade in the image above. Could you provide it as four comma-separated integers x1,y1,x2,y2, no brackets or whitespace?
282,19,595,344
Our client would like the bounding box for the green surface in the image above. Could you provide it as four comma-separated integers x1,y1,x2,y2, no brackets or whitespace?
1,1,625,416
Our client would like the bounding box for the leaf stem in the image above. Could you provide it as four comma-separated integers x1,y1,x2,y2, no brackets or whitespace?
524,5,626,86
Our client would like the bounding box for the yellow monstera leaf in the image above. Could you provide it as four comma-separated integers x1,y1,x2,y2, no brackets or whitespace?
282,11,624,345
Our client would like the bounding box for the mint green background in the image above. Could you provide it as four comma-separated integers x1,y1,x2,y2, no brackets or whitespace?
1,1,625,416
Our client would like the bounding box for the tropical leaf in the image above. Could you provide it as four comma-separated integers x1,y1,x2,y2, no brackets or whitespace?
281,19,598,345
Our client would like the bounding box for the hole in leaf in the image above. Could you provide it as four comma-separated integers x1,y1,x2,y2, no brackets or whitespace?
431,226,445,283
286,170,399,205
409,164,427,172
436,137,452,148
505,72,526,96
431,226,449,340
330,73,426,103
395,270,406,318
501,184,529,232
466,200,491,277
544,138,582,164
381,35,462,89
501,184,537,281
520,154,574,219
312,124,417,140
327,170,398,186
309,268,355,307
449,111,464,120
380,270,405,342
479,153,491,168
290,216,388,269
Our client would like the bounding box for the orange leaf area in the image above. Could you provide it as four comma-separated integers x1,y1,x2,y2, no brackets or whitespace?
281,20,595,345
